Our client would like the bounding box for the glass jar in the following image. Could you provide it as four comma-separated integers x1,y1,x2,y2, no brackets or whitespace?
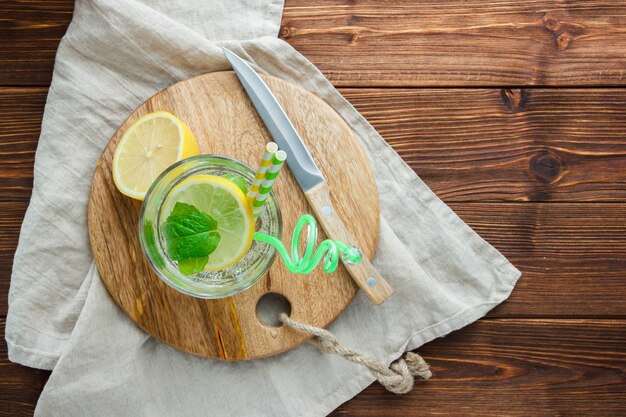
139,155,281,299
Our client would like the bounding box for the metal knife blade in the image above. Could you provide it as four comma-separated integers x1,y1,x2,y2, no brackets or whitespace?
222,48,324,193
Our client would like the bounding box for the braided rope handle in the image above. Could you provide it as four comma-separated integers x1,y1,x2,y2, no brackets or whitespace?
280,313,432,394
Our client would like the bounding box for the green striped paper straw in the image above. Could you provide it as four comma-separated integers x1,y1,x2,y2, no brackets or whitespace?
251,150,286,218
247,142,278,202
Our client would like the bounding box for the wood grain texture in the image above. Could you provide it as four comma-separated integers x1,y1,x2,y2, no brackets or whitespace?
0,319,48,417
0,88,44,199
88,72,379,360
450,203,626,317
331,319,626,416
4,1,626,87
2,318,625,416
0,1,73,86
282,0,626,86
340,87,626,202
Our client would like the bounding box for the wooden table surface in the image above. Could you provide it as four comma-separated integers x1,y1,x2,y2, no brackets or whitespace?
1,1,625,415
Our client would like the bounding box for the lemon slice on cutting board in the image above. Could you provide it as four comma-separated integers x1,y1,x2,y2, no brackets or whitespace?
113,111,199,200
164,175,255,271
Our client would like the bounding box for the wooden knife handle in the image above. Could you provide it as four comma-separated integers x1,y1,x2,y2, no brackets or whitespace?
305,182,394,304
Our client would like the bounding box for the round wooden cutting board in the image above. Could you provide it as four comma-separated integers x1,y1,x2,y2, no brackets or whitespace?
88,72,379,360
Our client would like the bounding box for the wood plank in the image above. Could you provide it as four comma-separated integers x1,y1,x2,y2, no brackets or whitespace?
0,202,28,313
450,203,626,317
0,319,48,417
3,88,626,203
340,88,626,202
2,318,625,416
0,88,44,200
282,0,626,86
332,319,626,416
3,1,626,87
2,201,625,317
0,88,43,318
0,1,73,86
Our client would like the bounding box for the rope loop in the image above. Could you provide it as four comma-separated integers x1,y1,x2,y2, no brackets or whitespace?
279,313,431,394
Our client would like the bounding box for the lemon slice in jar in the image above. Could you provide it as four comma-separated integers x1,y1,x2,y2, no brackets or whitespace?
164,175,255,271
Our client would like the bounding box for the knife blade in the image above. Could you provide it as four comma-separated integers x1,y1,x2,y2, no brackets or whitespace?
223,48,393,304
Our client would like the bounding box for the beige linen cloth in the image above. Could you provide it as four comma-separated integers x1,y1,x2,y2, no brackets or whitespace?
6,0,521,415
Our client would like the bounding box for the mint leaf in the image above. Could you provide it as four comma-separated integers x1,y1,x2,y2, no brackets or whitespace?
223,174,248,195
163,202,220,262
178,256,209,275
170,201,199,217
170,201,217,228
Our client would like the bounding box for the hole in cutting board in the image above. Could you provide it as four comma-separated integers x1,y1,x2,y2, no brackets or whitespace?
256,293,291,327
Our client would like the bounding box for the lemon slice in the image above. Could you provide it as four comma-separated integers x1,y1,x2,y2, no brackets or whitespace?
164,175,254,271
113,111,199,200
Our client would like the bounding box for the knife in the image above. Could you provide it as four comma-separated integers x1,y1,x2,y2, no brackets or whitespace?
223,48,393,304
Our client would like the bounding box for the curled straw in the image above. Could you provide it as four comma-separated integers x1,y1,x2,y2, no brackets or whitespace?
253,214,362,274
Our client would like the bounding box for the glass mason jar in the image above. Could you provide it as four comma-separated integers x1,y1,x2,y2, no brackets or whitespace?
139,155,282,299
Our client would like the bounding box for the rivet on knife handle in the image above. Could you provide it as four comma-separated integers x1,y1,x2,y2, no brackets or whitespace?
305,182,394,304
